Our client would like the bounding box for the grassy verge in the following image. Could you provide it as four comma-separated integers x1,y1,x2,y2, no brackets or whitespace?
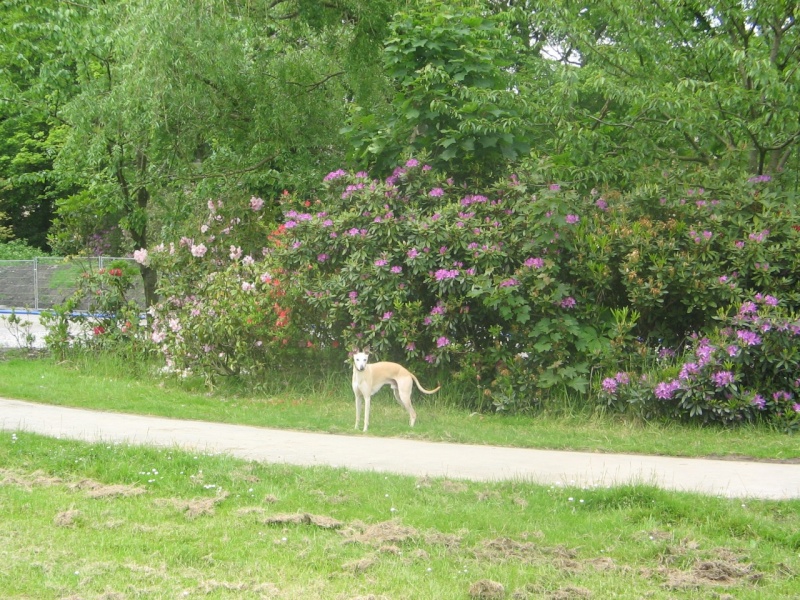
1,433,798,599
0,354,798,461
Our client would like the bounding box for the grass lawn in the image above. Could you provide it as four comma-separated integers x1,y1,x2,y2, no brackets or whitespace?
1,433,799,599
0,354,798,462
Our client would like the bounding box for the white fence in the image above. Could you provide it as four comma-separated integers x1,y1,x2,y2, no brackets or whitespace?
0,257,145,312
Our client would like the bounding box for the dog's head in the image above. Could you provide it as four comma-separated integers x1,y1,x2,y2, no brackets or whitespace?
352,349,370,372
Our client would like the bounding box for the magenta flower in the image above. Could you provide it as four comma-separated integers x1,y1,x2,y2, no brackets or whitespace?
317,253,329,262
382,311,393,320
565,214,580,224
499,278,518,288
601,378,618,394
429,188,444,197
407,248,419,259
374,259,388,267
323,169,347,181
711,371,735,388
435,269,459,281
406,158,419,168
560,297,576,309
752,394,766,409
654,380,680,400
436,336,450,348
736,330,761,346
549,184,560,191
391,266,402,274
524,257,544,269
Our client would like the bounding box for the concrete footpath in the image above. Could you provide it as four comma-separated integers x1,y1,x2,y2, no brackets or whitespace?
1,397,798,500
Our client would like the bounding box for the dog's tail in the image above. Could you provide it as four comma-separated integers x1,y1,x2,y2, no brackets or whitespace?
412,374,440,395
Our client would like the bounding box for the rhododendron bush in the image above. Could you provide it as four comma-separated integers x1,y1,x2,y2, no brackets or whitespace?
265,160,800,418
144,198,299,380
130,159,800,426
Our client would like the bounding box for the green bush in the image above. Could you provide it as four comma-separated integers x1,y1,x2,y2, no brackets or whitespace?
0,239,49,260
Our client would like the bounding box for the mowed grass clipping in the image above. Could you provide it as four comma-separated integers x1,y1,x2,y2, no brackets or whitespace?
0,354,798,461
1,433,799,600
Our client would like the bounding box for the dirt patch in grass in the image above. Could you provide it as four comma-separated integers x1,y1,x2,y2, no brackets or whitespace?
469,579,505,599
342,556,377,573
474,537,577,565
341,519,419,546
262,512,344,529
639,549,764,591
70,478,146,499
156,489,230,519
0,468,63,489
54,508,81,527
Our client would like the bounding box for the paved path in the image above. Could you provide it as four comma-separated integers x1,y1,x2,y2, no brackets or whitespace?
1,398,798,500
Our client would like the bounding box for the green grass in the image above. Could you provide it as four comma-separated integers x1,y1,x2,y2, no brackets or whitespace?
1,433,798,599
0,353,798,461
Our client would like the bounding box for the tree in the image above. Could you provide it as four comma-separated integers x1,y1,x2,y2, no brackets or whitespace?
517,0,800,185
344,0,539,181
2,0,400,305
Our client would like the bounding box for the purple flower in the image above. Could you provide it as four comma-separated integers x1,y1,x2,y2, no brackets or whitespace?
499,278,518,288
615,372,630,385
736,330,762,346
382,311,393,320
679,362,699,381
524,257,544,269
602,377,618,394
752,394,766,409
654,380,681,400
391,266,402,274
374,259,388,267
436,336,450,348
250,196,265,211
711,371,735,388
595,198,608,211
317,253,329,262
435,269,459,281
406,158,419,168
324,169,347,181
560,297,576,309
549,184,561,191
429,188,444,197
793,403,800,413
407,248,419,259
565,214,580,224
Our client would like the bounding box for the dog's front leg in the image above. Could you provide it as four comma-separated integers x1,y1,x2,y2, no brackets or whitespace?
354,389,363,430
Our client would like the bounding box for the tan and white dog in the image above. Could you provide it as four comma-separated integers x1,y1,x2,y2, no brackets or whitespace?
351,349,440,432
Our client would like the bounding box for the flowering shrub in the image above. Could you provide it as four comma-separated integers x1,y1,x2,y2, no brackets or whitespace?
142,197,301,380
267,160,641,409
42,259,143,359
600,296,800,430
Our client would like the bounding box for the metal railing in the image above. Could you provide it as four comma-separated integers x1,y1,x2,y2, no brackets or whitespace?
0,257,145,312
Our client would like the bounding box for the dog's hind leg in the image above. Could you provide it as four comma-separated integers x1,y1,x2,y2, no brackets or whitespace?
392,381,417,427
362,393,372,432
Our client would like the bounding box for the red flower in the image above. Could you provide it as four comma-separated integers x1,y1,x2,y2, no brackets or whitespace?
793,225,800,232
93,325,105,336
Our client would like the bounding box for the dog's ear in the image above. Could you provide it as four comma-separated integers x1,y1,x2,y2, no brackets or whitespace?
363,346,371,355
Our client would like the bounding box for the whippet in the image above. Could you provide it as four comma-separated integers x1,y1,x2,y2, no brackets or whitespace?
351,349,440,432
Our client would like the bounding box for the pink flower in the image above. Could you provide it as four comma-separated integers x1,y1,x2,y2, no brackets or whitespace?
524,257,544,269
436,336,450,348
133,249,149,265
382,311,393,320
250,196,265,211
190,244,207,258
565,214,579,224
429,188,444,197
